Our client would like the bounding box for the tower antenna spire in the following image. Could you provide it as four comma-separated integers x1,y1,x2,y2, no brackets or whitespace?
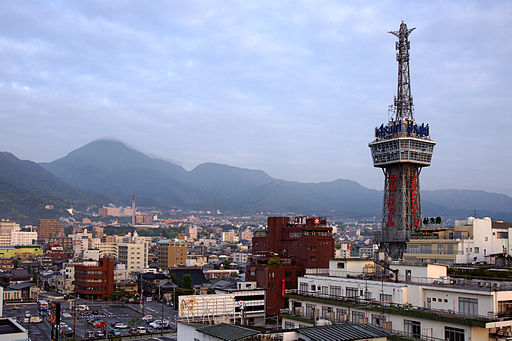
389,21,415,122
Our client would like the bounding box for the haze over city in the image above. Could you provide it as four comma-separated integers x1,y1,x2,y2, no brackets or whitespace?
1,1,511,195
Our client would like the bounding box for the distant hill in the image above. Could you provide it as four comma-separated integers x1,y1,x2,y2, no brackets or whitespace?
0,152,106,224
38,139,512,220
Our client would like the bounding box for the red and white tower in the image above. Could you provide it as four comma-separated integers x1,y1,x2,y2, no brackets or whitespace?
369,22,436,259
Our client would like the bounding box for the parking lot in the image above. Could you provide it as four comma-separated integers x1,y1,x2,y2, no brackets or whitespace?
3,297,177,340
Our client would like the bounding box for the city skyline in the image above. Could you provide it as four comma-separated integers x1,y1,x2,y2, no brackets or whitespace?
1,2,511,195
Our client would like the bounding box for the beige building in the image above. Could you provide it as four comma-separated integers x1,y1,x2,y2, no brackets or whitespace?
10,231,38,246
99,242,118,258
158,239,187,269
118,241,148,273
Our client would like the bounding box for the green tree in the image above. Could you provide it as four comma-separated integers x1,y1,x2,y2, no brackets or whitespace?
435,216,442,224
222,260,232,269
429,217,435,224
267,257,282,267
423,217,429,225
182,274,192,289
229,272,238,278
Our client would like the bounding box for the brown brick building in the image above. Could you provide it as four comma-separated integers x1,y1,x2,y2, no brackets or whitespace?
247,216,334,316
38,219,64,241
74,257,115,299
158,239,187,270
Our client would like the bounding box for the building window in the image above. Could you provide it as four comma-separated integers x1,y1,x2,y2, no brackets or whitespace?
346,287,358,298
299,283,308,294
404,320,421,338
445,326,465,341
371,314,385,327
447,245,454,254
438,245,444,254
330,286,342,298
284,321,295,329
352,311,365,324
364,291,372,301
305,304,315,319
336,308,347,322
321,306,332,319
407,245,419,253
337,262,345,269
420,244,432,254
459,297,478,316
380,293,392,304
321,286,328,296
475,247,479,253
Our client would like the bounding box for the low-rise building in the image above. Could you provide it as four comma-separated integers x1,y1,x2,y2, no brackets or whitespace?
404,217,512,265
74,257,115,299
282,258,512,340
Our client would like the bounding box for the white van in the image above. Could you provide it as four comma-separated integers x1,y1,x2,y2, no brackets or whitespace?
137,326,147,334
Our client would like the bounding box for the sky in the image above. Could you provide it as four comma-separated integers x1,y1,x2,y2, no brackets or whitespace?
1,1,511,195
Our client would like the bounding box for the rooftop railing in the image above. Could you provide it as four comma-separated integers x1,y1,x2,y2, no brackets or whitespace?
303,269,512,291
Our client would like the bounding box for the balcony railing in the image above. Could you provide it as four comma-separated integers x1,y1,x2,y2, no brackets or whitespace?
286,289,512,326
304,269,512,291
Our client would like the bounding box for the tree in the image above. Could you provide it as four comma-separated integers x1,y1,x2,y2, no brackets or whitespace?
435,216,442,224
222,260,232,269
182,274,192,289
429,217,435,224
229,272,238,278
267,257,282,267
423,217,429,225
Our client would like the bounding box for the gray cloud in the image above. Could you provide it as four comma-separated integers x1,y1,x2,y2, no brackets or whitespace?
1,1,511,195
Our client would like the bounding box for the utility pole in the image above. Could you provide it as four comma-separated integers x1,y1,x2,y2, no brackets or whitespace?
159,285,164,336
73,295,77,338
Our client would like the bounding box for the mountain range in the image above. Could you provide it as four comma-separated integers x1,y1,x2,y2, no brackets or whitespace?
1,139,512,223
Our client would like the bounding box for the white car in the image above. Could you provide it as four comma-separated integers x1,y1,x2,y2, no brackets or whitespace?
137,326,147,334
142,315,152,322
112,322,128,329
150,319,169,328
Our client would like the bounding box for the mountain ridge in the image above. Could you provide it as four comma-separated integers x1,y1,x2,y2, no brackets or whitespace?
34,139,512,221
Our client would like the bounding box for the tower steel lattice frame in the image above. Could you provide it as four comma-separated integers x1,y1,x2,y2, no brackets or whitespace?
369,22,436,260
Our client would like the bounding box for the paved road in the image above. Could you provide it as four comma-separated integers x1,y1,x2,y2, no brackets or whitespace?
3,297,177,341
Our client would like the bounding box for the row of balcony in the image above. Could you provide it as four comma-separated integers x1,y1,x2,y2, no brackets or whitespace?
286,290,512,327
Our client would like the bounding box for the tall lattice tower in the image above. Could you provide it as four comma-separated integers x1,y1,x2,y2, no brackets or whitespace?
369,22,436,259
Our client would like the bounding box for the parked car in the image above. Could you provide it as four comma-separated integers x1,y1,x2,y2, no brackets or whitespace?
112,321,128,329
87,318,99,325
29,316,42,323
93,320,107,328
61,327,73,337
142,314,152,322
109,328,121,336
137,326,147,334
149,319,169,329
129,328,138,335
91,310,99,315
77,304,89,311
95,329,105,337
85,330,95,339
25,311,31,318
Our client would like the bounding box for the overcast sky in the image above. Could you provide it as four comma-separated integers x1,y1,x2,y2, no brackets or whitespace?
1,1,511,195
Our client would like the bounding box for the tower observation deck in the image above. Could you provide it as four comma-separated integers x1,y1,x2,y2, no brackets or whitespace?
369,22,436,260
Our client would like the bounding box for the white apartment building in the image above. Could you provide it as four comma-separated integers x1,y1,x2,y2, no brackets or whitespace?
404,217,512,265
232,252,249,264
222,231,238,243
99,242,118,258
118,241,148,273
10,231,37,246
282,258,512,341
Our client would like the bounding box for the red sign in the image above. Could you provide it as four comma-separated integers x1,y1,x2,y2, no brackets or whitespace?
387,175,396,227
49,302,60,325
313,217,321,225
282,278,285,297
411,174,419,227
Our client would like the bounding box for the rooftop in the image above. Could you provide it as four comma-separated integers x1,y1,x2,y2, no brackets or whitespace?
197,323,260,340
296,323,391,341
